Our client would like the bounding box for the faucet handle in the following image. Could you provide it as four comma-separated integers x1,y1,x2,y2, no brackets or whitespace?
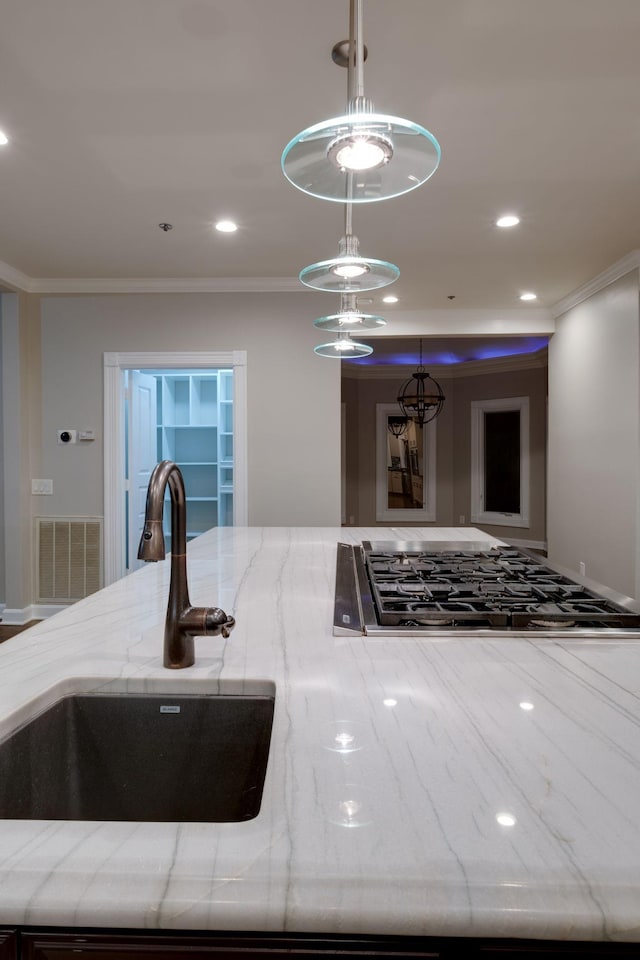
221,617,235,639
205,608,236,638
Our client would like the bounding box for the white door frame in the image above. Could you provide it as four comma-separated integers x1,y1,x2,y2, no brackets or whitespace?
375,403,437,522
103,350,248,586
470,395,530,528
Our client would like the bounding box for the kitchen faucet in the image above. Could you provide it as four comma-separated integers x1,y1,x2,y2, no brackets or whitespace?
138,460,235,668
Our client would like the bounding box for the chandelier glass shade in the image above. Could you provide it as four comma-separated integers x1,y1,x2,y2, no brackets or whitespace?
314,292,386,333
300,254,399,293
281,113,441,203
314,333,373,358
313,311,386,332
397,340,445,425
301,210,399,294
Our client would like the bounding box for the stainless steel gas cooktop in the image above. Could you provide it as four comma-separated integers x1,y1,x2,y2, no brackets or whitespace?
334,541,640,637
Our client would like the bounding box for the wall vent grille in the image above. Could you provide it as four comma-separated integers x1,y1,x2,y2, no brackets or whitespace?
36,517,103,603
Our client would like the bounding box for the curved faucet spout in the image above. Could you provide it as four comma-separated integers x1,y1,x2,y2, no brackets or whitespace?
138,460,236,668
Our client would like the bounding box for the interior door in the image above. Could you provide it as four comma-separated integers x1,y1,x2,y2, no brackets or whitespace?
128,371,158,572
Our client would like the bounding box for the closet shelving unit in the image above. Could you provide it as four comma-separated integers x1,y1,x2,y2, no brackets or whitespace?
155,370,233,541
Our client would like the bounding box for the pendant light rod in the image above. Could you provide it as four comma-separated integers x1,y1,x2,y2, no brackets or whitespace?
352,0,365,102
347,0,356,102
344,199,353,234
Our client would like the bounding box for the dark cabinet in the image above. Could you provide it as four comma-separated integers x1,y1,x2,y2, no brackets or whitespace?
0,930,17,960
17,929,640,960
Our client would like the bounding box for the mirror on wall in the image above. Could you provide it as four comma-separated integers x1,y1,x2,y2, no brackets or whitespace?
375,404,436,522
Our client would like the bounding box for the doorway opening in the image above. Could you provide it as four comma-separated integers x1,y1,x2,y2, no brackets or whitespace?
125,368,235,573
470,396,530,528
104,351,247,586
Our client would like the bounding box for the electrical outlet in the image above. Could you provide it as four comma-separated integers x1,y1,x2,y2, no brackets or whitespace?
32,479,53,495
579,561,586,577
459,515,465,524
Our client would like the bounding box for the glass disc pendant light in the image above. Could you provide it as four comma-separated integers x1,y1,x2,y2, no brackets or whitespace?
300,202,399,293
281,0,440,203
314,333,373,358
314,293,386,332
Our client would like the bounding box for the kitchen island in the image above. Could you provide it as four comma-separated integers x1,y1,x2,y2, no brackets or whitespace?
0,527,639,951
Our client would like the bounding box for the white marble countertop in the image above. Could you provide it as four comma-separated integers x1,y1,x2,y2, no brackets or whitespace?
0,526,639,943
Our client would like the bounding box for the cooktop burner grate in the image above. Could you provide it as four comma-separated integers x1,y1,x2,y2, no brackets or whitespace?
362,545,640,631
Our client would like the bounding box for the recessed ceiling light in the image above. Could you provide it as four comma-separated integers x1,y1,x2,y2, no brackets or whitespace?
382,295,399,303
0,130,9,146
215,220,238,233
520,292,537,301
496,214,520,228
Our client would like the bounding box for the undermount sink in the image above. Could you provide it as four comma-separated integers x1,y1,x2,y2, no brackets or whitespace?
0,692,274,822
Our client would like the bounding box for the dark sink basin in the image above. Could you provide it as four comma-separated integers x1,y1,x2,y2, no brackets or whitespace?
0,693,274,822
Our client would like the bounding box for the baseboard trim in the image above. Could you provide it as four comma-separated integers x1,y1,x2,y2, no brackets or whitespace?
0,603,68,625
33,603,69,619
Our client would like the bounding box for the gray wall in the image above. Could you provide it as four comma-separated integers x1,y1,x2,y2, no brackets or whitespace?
451,365,547,542
39,292,341,527
343,361,547,542
0,298,5,604
548,270,640,597
342,373,455,528
1,292,41,614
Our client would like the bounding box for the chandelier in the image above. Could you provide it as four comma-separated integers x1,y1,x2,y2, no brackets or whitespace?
280,1,441,358
397,339,445,426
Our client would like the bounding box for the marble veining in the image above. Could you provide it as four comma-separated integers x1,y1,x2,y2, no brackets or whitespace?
0,526,638,942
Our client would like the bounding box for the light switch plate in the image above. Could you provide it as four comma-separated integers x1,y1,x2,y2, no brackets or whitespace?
32,479,53,495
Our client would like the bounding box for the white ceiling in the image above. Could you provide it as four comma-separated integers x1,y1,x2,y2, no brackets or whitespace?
1,0,640,314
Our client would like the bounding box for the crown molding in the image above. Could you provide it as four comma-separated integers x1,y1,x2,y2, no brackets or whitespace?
550,250,640,319
23,276,305,295
342,348,548,380
0,263,305,294
366,307,554,335
4,251,639,307
0,259,35,293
